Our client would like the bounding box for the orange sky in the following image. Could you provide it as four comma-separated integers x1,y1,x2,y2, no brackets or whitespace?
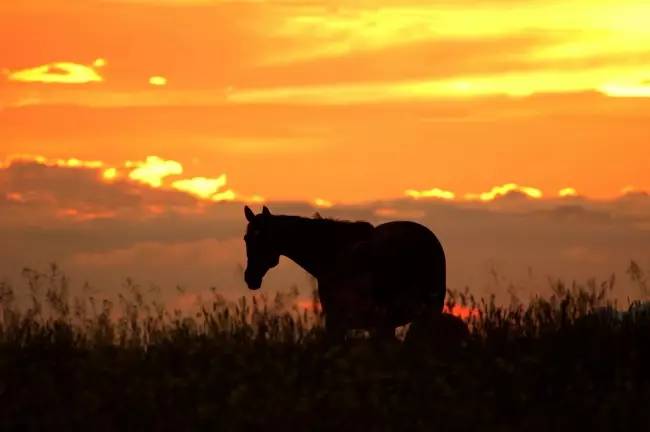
1,0,649,203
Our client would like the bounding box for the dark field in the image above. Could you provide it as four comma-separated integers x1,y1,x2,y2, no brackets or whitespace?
1,265,649,431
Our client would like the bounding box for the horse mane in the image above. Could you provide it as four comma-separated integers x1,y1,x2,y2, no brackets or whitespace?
314,216,374,233
274,214,374,241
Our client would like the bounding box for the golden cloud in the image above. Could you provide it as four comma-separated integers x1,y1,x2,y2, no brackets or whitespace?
227,64,650,104
149,76,168,86
172,175,228,199
3,154,104,169
559,187,578,197
126,156,183,187
1,154,263,215
211,189,237,202
600,82,650,97
102,167,119,181
7,60,105,84
465,183,543,201
405,188,455,200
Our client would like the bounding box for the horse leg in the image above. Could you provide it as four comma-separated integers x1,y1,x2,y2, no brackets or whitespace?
405,306,470,352
403,305,438,348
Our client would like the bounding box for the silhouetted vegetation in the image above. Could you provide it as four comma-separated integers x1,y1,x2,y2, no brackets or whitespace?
1,264,649,431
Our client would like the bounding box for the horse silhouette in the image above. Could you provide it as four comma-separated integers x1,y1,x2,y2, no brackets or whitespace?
243,206,446,341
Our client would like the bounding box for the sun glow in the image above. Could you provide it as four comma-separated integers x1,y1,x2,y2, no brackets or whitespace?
314,198,334,208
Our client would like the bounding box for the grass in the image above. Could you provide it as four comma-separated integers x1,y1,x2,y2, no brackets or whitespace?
1,264,649,431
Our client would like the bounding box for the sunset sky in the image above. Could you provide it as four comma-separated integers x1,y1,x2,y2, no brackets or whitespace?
1,0,649,305
1,0,650,204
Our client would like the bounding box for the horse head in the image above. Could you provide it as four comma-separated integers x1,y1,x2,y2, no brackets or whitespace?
243,205,280,290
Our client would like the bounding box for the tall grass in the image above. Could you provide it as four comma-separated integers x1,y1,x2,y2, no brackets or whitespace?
1,263,649,431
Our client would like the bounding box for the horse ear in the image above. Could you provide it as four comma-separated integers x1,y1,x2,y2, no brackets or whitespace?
244,206,255,222
262,206,272,217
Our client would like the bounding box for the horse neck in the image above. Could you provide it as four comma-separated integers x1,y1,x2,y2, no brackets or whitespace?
271,216,336,279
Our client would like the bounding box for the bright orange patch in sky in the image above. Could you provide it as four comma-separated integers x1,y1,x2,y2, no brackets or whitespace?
0,1,649,202
443,305,479,320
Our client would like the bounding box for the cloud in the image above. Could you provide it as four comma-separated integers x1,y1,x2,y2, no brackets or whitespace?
7,60,105,84
1,159,142,211
102,167,119,181
252,34,552,86
0,155,265,210
405,184,561,202
3,1,650,106
172,175,228,199
559,187,578,197
149,76,168,86
600,83,650,98
126,156,183,187
171,175,241,202
464,183,542,201
4,154,104,169
0,155,239,225
405,188,455,200
227,66,629,104
211,189,237,202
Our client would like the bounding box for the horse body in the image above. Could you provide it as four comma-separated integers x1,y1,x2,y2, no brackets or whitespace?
243,207,446,340
321,221,446,335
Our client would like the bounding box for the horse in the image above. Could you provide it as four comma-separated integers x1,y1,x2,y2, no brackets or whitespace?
243,206,447,341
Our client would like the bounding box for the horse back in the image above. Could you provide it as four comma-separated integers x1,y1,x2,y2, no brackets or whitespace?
371,221,445,267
